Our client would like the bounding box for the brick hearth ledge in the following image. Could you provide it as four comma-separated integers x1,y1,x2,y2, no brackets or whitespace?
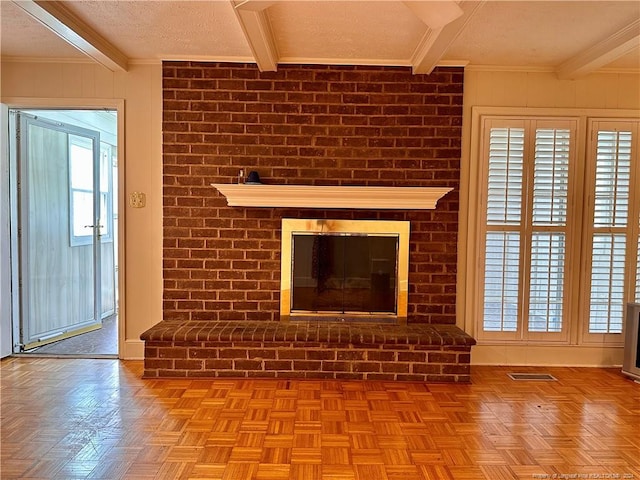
141,320,476,382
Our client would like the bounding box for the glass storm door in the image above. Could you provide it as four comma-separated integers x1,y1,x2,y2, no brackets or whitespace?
16,113,102,350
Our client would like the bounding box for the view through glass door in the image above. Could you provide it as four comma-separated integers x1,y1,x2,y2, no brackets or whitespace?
11,109,118,356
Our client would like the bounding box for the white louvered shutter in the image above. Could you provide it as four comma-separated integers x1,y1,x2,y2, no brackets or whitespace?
584,121,639,342
480,119,574,341
486,127,523,226
483,126,523,334
528,128,570,334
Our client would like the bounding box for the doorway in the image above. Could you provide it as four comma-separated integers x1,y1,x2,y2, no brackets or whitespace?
9,108,118,357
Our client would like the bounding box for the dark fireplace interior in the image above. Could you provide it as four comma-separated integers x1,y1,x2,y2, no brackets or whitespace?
291,234,398,315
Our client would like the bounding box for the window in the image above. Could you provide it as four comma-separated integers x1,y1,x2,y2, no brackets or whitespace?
69,135,94,245
582,121,639,343
69,137,113,246
480,119,575,342
477,116,639,345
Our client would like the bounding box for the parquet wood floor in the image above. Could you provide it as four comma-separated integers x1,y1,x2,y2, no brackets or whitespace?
1,358,639,480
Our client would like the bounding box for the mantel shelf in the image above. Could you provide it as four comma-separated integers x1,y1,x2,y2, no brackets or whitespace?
211,184,453,210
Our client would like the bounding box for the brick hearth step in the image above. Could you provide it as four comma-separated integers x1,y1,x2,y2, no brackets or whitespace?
140,320,476,382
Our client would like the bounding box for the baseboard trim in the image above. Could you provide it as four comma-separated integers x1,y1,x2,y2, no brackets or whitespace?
122,339,145,360
471,344,624,367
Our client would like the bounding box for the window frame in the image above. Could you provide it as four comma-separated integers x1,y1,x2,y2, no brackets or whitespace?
464,107,640,349
579,119,640,345
476,116,579,344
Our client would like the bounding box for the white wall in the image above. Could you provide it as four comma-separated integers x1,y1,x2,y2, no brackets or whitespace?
1,61,163,359
459,68,640,366
463,68,639,110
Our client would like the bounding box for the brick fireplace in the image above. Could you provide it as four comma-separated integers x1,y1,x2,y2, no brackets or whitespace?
162,62,462,324
141,62,475,381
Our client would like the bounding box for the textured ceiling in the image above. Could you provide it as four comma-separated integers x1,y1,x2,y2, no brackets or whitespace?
66,1,253,60
0,1,85,59
268,2,427,63
446,1,640,67
1,0,638,75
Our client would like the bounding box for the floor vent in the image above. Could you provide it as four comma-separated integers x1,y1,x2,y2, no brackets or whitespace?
508,373,557,381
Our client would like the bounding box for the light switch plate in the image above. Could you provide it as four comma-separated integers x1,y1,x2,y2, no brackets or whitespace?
129,192,146,208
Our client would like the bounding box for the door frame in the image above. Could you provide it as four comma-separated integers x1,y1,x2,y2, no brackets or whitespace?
1,97,125,358
1,104,11,358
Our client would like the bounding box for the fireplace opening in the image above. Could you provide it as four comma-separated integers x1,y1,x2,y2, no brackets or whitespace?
292,234,398,314
280,219,410,324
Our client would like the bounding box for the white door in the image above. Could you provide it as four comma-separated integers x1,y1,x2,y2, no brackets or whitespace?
16,113,103,349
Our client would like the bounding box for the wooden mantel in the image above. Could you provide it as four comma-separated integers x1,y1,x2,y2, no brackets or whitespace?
211,184,453,210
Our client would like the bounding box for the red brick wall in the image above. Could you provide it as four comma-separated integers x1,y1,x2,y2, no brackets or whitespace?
162,62,463,324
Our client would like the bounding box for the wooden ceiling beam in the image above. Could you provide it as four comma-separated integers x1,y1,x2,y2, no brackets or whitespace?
232,0,279,72
233,1,277,12
409,0,485,75
403,0,463,30
556,19,640,79
12,0,128,72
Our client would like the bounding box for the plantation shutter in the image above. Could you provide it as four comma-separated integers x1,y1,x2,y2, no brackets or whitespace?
528,128,570,334
486,127,524,226
584,121,639,342
483,125,523,335
480,119,575,342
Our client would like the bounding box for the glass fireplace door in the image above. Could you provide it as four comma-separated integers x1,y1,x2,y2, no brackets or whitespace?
291,234,398,314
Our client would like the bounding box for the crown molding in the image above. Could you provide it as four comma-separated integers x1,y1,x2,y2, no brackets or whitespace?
278,57,408,67
596,66,640,75
128,59,162,66
465,65,556,73
159,55,255,64
278,57,467,71
0,55,93,65
13,57,636,77
0,56,163,67
465,64,639,75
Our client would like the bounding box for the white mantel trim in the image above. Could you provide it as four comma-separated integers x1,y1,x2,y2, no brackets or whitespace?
212,184,453,210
